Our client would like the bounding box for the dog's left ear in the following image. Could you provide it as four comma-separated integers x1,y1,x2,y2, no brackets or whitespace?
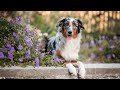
75,18,84,33
56,17,66,32
56,17,66,27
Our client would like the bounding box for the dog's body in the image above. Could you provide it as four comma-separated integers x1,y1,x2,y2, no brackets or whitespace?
42,17,86,78
48,30,82,61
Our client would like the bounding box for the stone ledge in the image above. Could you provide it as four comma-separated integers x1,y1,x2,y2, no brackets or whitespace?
0,63,120,79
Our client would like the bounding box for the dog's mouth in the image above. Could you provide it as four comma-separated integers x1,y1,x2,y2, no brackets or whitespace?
67,35,72,40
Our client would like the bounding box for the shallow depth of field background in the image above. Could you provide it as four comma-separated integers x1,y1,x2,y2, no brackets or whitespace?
0,11,120,67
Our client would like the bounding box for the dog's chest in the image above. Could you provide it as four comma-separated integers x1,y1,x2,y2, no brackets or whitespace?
64,40,79,51
61,39,80,61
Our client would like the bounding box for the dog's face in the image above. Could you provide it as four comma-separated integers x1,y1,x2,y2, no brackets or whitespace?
56,17,84,40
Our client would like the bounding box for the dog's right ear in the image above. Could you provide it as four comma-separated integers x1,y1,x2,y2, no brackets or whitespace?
56,17,66,31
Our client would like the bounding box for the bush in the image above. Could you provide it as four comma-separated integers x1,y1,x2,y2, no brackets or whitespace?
0,17,63,67
80,31,120,63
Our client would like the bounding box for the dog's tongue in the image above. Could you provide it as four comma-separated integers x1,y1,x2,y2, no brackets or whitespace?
67,36,72,40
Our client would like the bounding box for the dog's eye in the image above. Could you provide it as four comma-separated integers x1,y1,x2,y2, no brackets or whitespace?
65,22,69,26
72,22,77,29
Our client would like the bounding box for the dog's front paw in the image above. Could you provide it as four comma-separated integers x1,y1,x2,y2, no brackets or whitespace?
77,61,86,79
66,63,77,76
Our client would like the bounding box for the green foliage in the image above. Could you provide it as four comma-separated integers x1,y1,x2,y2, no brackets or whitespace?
0,17,62,67
80,30,120,63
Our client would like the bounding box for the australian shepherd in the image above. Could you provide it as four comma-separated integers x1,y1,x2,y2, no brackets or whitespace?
41,17,86,78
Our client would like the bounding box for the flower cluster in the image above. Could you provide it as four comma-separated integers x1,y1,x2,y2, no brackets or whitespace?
0,17,57,67
81,34,120,62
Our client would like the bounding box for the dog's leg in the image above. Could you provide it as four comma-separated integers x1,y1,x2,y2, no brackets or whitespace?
66,63,77,76
72,61,86,79
77,61,86,79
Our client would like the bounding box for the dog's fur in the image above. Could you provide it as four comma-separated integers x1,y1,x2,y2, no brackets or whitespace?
41,17,86,78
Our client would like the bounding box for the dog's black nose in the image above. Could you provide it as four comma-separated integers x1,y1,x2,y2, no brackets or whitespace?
68,31,72,35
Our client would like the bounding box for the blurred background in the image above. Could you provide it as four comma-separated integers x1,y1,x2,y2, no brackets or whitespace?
0,11,120,63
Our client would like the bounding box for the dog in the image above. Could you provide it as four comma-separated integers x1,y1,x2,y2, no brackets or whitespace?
41,17,86,78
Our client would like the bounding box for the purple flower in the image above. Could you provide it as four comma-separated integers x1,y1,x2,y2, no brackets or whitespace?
16,37,19,42
26,50,31,59
2,48,6,52
112,54,116,58
109,45,114,49
113,36,117,40
9,47,15,53
6,43,11,49
109,39,112,42
0,52,4,59
86,42,89,48
13,32,17,37
52,50,56,54
26,28,30,33
41,53,45,58
35,57,39,67
19,58,23,62
91,40,95,47
27,41,33,47
91,53,96,59
107,54,111,59
54,57,59,64
8,52,13,60
16,17,19,22
18,17,22,21
16,17,22,25
102,35,106,40
18,45,23,50
27,19,30,24
25,50,31,59
26,29,30,33
36,46,41,52
24,36,31,42
16,17,21,21
26,25,30,33
25,54,31,59
99,47,103,51
27,50,30,55
31,32,34,37
37,46,41,50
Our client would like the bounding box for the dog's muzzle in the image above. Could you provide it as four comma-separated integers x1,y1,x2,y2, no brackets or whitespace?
67,30,72,40
68,31,72,36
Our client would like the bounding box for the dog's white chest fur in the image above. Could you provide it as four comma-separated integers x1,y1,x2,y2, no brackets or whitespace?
61,37,80,61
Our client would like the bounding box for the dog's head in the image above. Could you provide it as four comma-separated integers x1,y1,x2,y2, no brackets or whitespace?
56,17,84,40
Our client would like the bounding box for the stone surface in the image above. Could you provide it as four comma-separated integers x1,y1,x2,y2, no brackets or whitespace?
0,63,120,79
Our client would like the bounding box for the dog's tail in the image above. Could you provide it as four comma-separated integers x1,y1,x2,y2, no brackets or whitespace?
40,36,49,53
40,36,57,55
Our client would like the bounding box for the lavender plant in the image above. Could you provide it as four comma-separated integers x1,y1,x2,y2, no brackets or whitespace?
0,17,59,67
80,33,120,63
